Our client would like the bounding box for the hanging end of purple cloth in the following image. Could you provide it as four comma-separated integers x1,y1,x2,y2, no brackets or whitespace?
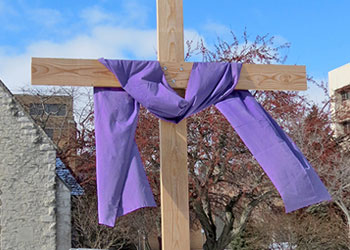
282,166,332,213
284,197,332,214
284,192,332,213
97,154,158,227
98,203,119,227
216,91,332,215
98,202,157,227
94,85,157,227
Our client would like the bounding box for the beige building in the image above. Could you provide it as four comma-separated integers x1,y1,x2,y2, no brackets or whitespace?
328,63,350,136
0,80,83,250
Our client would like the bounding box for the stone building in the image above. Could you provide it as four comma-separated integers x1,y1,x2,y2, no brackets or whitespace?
328,63,350,136
0,80,83,250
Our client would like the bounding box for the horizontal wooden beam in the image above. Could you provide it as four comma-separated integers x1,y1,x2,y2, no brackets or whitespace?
32,57,307,91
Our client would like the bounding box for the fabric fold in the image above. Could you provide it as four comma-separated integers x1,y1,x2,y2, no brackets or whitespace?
215,91,331,212
94,58,331,227
94,88,156,226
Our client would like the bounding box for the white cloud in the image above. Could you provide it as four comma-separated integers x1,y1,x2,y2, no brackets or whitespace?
0,25,158,91
184,29,207,61
304,78,329,106
0,53,30,91
91,26,157,58
80,1,151,28
80,6,116,26
28,8,63,28
0,26,207,92
272,35,290,47
202,20,231,37
120,0,151,27
0,1,207,92
184,29,203,44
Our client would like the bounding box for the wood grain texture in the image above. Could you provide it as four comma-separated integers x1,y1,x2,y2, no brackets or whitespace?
159,120,189,250
238,63,306,91
157,0,184,63
157,0,190,250
32,58,307,91
31,57,119,87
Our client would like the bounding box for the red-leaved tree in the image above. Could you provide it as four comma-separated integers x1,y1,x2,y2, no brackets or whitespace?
54,31,350,250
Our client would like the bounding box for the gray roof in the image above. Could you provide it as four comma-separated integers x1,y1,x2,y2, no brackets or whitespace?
56,158,84,196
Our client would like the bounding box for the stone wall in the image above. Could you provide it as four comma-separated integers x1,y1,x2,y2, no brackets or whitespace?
0,188,2,250
56,178,71,250
0,81,57,250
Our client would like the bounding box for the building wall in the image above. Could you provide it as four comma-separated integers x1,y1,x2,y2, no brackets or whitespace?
329,63,350,95
0,81,57,250
328,63,350,136
0,188,2,250
15,94,77,171
56,178,72,250
14,94,75,147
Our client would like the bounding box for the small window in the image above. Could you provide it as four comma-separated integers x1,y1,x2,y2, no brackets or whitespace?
341,91,350,101
29,103,66,116
44,128,54,139
45,104,67,116
29,103,44,116
343,121,350,134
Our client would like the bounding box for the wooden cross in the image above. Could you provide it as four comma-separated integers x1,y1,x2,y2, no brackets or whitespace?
31,1,306,249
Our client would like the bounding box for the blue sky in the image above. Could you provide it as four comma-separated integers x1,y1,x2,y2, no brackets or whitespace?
0,0,349,103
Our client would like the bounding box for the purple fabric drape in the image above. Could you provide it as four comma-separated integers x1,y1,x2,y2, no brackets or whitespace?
94,59,331,227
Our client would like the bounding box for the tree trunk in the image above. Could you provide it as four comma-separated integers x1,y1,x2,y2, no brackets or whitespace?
203,239,218,250
203,233,246,250
158,236,162,250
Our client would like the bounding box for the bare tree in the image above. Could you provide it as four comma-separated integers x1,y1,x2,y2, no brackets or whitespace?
240,205,349,249
72,187,134,250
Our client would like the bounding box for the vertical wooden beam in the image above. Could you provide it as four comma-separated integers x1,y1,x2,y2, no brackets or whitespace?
157,0,184,63
159,121,189,249
157,0,190,250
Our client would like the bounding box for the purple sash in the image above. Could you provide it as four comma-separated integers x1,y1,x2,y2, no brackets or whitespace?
94,59,331,226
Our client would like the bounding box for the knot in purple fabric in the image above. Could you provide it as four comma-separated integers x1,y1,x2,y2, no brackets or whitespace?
98,59,242,123
94,59,331,227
